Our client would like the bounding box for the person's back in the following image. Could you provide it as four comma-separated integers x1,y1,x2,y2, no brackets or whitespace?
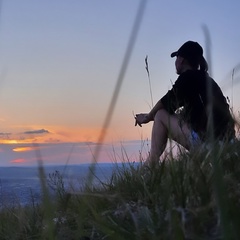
161,69,235,141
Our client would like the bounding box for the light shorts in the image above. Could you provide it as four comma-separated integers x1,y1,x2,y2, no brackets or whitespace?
190,130,201,146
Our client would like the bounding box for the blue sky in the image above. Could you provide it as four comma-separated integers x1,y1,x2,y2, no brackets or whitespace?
0,0,240,166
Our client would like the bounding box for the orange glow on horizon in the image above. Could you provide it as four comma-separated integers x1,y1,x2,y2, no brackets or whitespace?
10,158,26,164
12,147,36,152
0,139,19,144
0,125,139,146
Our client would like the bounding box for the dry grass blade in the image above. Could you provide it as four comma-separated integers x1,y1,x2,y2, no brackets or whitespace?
202,24,212,76
145,55,154,108
202,25,237,239
34,143,56,239
88,0,148,183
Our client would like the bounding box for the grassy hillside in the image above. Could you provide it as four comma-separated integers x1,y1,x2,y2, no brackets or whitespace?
1,141,240,239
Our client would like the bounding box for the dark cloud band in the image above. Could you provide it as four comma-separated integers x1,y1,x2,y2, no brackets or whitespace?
24,129,49,134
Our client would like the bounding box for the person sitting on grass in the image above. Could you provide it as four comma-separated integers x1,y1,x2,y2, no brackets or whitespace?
135,41,235,164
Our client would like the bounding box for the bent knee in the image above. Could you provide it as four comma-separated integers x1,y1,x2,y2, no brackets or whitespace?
154,109,179,130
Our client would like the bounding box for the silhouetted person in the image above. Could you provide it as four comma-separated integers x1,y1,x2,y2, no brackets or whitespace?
135,41,235,163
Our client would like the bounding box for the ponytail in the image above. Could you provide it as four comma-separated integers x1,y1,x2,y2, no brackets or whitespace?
187,55,208,72
186,55,208,72
199,56,208,72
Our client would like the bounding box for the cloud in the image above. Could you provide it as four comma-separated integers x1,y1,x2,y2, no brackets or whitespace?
0,132,11,138
24,129,50,134
44,138,61,143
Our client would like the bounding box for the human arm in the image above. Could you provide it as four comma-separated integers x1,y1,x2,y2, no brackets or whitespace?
135,100,164,127
135,73,190,127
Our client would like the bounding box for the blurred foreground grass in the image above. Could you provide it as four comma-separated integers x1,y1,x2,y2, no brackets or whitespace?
1,140,240,239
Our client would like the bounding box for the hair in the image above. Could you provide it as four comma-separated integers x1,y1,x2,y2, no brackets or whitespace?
188,55,208,72
199,56,208,72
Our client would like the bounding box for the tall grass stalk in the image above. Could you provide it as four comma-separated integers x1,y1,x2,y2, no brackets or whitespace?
87,0,147,188
202,26,240,239
36,147,56,239
145,55,154,108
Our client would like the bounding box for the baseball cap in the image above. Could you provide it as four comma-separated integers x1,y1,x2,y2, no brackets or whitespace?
170,41,203,61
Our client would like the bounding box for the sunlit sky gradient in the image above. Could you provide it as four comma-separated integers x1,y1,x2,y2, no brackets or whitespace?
1,1,240,166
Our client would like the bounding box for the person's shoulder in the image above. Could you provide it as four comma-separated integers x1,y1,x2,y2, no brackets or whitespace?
181,70,210,79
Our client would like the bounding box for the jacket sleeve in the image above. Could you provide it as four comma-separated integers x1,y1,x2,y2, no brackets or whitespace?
160,75,187,114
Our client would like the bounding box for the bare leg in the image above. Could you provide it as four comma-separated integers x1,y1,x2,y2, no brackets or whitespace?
149,109,192,162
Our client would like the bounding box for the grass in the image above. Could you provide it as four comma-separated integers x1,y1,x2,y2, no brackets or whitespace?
0,140,240,239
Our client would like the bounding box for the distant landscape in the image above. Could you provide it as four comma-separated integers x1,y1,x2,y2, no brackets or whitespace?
0,163,116,206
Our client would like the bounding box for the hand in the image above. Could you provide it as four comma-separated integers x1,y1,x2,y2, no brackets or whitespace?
134,113,150,127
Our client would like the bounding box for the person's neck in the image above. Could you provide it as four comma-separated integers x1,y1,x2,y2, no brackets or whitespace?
180,65,193,74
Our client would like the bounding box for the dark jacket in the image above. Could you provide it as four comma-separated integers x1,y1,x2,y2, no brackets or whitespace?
161,70,235,141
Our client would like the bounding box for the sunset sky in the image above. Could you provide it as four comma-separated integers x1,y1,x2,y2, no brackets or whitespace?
1,0,240,166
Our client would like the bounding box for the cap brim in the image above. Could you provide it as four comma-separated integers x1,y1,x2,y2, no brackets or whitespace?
171,51,177,58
